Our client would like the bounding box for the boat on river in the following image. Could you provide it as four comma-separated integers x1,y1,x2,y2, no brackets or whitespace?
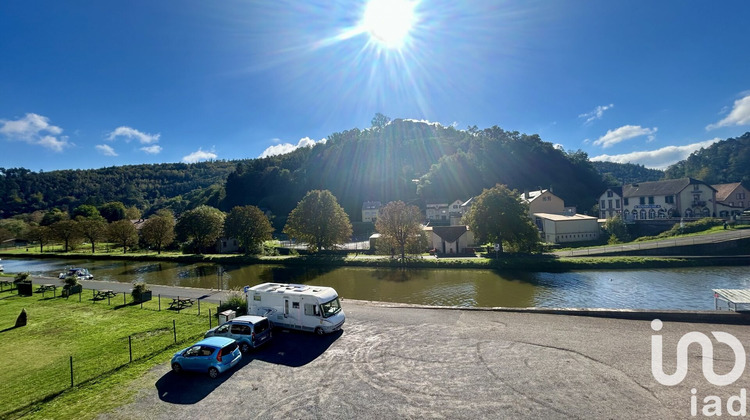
58,267,94,280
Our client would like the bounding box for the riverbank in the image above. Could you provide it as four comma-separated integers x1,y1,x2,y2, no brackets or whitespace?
2,248,749,271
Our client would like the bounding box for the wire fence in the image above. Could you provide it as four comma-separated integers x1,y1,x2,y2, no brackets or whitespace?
0,286,229,418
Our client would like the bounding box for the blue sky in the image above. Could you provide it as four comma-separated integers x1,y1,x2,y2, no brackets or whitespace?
1,0,749,172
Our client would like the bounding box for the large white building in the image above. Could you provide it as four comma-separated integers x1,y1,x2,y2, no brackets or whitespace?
620,178,716,221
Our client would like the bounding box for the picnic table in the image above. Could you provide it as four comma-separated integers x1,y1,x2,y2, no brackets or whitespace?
169,297,195,310
94,289,117,300
35,284,56,293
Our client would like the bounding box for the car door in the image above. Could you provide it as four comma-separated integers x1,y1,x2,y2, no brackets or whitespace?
180,345,203,370
230,324,252,346
212,323,231,338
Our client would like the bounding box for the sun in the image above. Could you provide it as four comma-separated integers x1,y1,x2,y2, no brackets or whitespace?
361,0,418,49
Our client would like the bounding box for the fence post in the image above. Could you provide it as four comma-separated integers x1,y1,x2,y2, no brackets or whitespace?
173,320,177,343
129,336,133,363
123,292,126,306
198,299,200,315
209,309,212,328
70,356,74,388
79,290,82,302
158,294,161,311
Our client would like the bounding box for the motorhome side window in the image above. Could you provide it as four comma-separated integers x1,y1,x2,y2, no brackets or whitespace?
304,303,321,316
292,302,299,309
216,324,230,333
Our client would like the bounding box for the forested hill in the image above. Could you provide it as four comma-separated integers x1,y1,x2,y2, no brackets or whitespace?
592,161,664,185
664,132,750,183
0,161,238,218
1,118,616,224
223,119,607,225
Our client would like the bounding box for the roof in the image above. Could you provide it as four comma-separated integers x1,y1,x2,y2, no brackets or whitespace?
533,213,598,222
227,315,267,324
520,189,547,202
428,225,470,243
622,178,715,197
712,183,742,202
248,282,338,300
197,336,236,347
603,187,623,197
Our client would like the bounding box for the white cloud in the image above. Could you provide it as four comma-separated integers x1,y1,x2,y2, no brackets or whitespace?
579,104,614,125
259,137,327,158
107,126,160,144
140,145,162,154
706,94,750,130
96,144,118,156
594,125,658,148
0,113,70,152
591,138,721,169
182,148,217,163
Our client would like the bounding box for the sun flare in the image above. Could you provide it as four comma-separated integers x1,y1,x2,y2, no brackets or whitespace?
361,0,417,49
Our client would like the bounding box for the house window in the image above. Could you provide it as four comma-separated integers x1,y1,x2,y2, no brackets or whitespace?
693,184,700,191
640,210,646,219
616,200,620,208
648,196,654,204
738,193,746,199
624,198,629,206
601,200,606,209
740,201,744,208
632,210,637,219
607,191,613,197
649,209,656,219
665,195,674,204
639,197,645,205
608,199,612,209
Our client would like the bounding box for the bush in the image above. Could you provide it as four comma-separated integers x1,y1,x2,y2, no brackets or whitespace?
217,289,247,316
64,275,80,287
131,282,150,300
13,272,30,284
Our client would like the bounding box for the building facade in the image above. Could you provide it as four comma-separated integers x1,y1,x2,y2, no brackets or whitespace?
520,189,565,217
713,182,750,218
598,187,623,219
620,178,716,221
361,201,382,223
534,213,600,244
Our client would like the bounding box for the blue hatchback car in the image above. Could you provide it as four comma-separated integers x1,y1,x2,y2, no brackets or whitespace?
171,337,242,378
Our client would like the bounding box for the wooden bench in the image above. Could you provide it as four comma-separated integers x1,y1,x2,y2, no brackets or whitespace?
35,284,56,293
94,289,117,300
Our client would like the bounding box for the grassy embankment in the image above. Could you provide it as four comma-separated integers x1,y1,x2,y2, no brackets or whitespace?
0,287,221,419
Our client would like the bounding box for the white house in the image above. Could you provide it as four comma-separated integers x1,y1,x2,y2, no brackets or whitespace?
620,178,716,221
362,201,382,223
598,187,623,219
424,225,475,254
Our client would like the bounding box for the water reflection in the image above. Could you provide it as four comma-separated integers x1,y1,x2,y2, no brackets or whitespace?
2,257,749,310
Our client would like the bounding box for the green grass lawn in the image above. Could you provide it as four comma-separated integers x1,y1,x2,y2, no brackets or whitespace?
0,288,220,419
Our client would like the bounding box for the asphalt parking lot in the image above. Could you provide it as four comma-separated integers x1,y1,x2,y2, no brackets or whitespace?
101,300,750,419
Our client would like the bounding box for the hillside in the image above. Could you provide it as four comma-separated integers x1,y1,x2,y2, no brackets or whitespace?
592,161,664,185
664,132,750,183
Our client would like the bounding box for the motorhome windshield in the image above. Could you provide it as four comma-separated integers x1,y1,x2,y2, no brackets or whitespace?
320,297,341,318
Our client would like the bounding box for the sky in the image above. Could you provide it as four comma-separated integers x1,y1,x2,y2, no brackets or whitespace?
1,0,750,173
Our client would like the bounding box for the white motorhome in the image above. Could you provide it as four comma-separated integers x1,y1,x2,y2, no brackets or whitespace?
246,283,345,335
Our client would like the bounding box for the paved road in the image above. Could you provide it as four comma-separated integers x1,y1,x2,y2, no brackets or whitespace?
99,300,750,419
552,228,750,257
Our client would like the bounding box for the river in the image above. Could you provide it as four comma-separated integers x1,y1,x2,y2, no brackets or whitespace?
2,257,748,310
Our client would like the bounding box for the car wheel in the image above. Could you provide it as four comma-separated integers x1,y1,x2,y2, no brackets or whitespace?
208,367,220,379
172,363,182,374
314,327,324,336
240,342,251,353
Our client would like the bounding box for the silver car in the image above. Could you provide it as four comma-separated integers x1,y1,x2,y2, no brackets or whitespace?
205,315,273,353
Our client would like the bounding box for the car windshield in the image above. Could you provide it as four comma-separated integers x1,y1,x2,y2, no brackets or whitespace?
320,297,341,318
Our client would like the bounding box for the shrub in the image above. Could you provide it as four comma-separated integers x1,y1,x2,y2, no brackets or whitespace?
217,289,247,316
131,282,150,300
64,275,80,287
13,272,30,283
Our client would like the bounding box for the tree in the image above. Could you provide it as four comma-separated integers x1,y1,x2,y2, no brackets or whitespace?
375,201,425,261
99,201,127,223
175,205,226,253
108,220,139,253
40,208,68,226
125,205,142,220
463,184,539,253
27,225,52,252
371,113,391,129
72,204,101,219
224,206,274,255
77,216,108,253
50,219,81,252
140,209,176,254
0,218,29,240
283,190,352,252
604,215,630,243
